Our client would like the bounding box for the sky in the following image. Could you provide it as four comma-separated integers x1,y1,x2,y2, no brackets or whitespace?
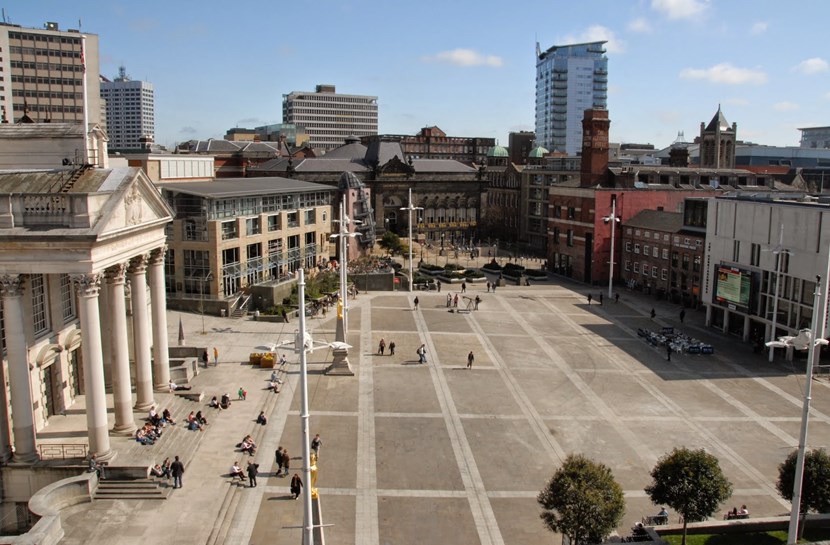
5,0,830,150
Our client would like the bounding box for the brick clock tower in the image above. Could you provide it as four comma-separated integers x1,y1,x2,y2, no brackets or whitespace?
580,109,610,187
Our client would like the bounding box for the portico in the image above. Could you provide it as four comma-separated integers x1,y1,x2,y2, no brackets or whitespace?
0,167,173,462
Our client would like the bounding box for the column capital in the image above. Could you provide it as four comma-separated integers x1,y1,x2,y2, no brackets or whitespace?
149,245,168,266
128,254,149,275
72,273,102,297
104,263,128,284
0,274,24,298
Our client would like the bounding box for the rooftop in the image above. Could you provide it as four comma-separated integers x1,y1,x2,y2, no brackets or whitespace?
158,177,335,198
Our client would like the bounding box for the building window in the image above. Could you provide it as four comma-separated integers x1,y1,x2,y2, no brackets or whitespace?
671,252,679,267
633,262,639,273
246,217,261,236
304,209,316,225
732,240,740,262
221,221,238,240
554,205,561,218
31,274,48,335
625,241,631,252
643,245,649,256
662,248,669,260
624,260,630,271
268,214,281,232
750,243,761,266
60,274,75,322
652,246,659,258
287,211,299,228
661,269,668,280
693,255,701,273
567,229,574,247
553,227,560,244
652,266,658,278
634,244,640,254
165,249,176,294
567,207,575,219
682,254,690,270
642,262,649,276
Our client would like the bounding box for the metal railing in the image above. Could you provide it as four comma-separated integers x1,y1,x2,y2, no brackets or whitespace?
37,443,88,460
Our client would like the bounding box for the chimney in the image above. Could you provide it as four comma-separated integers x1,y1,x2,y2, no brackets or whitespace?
580,109,610,187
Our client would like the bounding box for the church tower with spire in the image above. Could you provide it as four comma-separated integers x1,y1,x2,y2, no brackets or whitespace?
699,106,737,169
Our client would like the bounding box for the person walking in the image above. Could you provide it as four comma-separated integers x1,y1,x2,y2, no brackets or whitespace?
666,344,673,362
170,455,185,489
474,295,481,310
413,296,419,310
598,293,603,305
461,282,467,294
275,446,284,477
213,347,219,366
201,350,209,368
378,338,386,355
587,293,592,305
453,294,459,308
679,309,686,324
614,292,620,303
486,281,491,293
437,280,441,292
417,344,427,364
389,341,396,355
467,351,475,369
247,461,259,488
650,308,656,320
290,473,303,499
311,433,322,459
281,448,290,476
446,294,452,308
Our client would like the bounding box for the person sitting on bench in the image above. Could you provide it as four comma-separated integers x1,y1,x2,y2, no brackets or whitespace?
161,408,175,425
240,435,257,455
169,380,192,392
209,395,220,409
230,461,245,481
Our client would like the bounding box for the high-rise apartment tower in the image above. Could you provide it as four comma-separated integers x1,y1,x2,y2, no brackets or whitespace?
535,41,608,156
0,21,101,125
282,84,377,150
100,65,155,150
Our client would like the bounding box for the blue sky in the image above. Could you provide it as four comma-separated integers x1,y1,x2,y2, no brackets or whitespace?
6,0,830,149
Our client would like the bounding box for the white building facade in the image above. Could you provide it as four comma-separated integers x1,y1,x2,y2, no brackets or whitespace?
535,41,608,156
282,84,377,150
703,194,830,346
100,66,155,150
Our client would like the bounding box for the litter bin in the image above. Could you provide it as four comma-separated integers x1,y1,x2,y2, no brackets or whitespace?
254,310,260,320
220,308,226,318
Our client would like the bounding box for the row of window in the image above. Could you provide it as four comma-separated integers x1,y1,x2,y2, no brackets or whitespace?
11,60,84,72
625,261,668,280
12,89,81,100
13,102,82,113
8,32,81,45
9,46,81,58
11,75,82,86
221,210,318,240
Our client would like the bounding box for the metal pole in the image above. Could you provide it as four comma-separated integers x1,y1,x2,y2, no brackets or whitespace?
787,251,830,545
769,224,784,362
607,197,616,299
339,201,349,333
297,268,314,545
408,188,414,292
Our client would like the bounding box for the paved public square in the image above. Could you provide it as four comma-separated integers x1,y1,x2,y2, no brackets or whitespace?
55,278,830,545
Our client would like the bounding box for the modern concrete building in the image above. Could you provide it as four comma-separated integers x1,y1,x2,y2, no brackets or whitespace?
702,194,830,345
160,178,334,312
282,84,377,150
0,21,101,128
535,41,608,155
0,166,174,466
100,66,155,151
799,126,830,149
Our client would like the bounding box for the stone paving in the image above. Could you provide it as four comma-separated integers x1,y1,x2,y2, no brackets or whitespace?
53,278,830,545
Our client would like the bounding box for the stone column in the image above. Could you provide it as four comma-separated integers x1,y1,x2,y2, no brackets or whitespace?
0,275,38,463
105,264,135,434
149,247,170,391
73,274,113,461
129,255,155,410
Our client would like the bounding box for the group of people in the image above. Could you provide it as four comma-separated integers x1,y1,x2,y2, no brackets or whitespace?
209,393,232,410
725,505,750,519
148,407,175,427
377,338,396,356
135,421,163,445
230,460,260,487
238,434,257,455
186,410,207,431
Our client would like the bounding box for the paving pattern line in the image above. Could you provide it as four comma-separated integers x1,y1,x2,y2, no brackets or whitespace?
355,303,380,545
465,306,568,464
413,303,505,545
545,297,791,509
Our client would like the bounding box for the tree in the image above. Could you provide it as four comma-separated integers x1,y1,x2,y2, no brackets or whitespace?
378,231,406,256
777,448,830,538
537,454,625,545
645,447,732,545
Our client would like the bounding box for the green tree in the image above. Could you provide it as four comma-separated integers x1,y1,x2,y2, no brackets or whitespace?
378,231,406,256
645,447,733,545
777,448,830,538
537,454,625,545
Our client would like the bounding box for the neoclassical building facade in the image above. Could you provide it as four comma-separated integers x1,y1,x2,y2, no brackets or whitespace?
0,166,173,463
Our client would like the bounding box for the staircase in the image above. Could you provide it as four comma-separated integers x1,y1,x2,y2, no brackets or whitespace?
94,478,167,501
231,295,251,318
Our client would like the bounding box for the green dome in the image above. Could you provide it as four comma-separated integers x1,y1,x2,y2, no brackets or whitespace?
487,145,509,158
528,146,549,158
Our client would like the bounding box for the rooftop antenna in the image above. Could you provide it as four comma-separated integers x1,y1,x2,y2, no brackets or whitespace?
2,8,7,23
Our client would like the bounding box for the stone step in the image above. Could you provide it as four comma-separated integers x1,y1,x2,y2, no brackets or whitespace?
93,479,166,501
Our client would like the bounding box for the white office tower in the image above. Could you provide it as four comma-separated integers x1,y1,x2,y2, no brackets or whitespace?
535,41,608,155
100,65,155,150
283,84,378,150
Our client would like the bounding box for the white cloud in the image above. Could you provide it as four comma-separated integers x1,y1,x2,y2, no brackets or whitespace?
773,101,799,111
679,63,767,85
724,97,749,106
563,25,624,54
750,21,768,35
651,0,708,20
421,48,503,67
627,18,652,33
793,58,829,75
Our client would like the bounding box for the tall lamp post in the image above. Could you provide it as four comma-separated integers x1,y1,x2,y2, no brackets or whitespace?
767,224,790,362
602,196,620,299
768,252,830,545
296,269,315,545
331,201,360,336
400,188,423,293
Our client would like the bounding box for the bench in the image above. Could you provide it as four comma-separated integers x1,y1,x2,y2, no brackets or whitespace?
173,390,204,402
642,515,668,526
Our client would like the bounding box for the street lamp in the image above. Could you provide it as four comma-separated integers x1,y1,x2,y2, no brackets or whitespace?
767,257,830,545
766,224,792,363
602,196,620,299
400,188,423,293
330,201,360,337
